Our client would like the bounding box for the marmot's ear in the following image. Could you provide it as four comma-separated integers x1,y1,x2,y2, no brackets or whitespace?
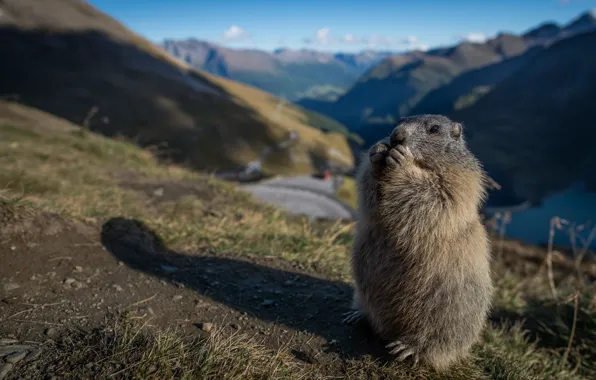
451,123,462,139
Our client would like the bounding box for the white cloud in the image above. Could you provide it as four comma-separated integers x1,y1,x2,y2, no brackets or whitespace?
304,29,426,51
222,25,249,41
342,33,360,43
461,32,488,43
315,28,334,44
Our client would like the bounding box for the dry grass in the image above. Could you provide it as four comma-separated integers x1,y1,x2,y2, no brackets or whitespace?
2,104,596,379
26,312,305,380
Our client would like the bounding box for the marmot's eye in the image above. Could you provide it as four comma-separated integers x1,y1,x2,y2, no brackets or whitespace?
428,125,441,134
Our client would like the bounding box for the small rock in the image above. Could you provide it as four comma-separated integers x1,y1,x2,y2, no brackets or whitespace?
199,323,214,332
72,281,83,290
25,347,41,361
74,266,83,273
172,295,183,301
3,283,20,292
29,275,37,281
0,363,14,380
10,246,16,251
112,284,124,292
63,278,76,285
5,350,28,364
262,299,274,307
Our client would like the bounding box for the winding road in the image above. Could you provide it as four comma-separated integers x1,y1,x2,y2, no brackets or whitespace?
241,176,356,220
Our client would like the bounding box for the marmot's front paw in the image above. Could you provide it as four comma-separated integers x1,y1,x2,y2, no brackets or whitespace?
369,142,390,173
386,145,415,170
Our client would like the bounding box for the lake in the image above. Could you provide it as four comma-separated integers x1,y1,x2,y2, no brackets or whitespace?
484,185,596,250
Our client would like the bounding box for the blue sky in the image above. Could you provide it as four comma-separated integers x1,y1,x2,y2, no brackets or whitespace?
89,0,596,52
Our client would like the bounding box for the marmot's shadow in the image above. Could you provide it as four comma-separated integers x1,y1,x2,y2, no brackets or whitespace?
100,217,391,362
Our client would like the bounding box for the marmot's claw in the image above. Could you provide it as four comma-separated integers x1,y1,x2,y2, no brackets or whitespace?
386,145,415,169
386,340,419,366
386,148,405,168
342,310,363,325
369,142,390,171
396,145,414,160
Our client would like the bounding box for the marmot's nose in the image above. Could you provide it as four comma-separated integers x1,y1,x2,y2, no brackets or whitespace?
390,124,413,146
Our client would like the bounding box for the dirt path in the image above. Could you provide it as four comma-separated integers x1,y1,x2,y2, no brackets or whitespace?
0,208,388,379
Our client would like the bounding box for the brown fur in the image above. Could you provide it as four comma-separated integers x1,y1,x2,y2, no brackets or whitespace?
347,115,493,371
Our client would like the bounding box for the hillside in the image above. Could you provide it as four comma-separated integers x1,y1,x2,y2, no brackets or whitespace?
163,39,393,101
0,0,357,176
451,30,596,202
2,99,596,379
301,10,596,148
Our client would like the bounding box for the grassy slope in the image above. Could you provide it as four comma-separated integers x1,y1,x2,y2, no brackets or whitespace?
2,101,596,379
0,0,356,175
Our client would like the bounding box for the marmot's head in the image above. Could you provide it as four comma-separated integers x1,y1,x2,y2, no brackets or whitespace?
388,114,479,172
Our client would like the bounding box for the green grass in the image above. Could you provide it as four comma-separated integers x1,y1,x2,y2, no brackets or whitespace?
2,105,596,379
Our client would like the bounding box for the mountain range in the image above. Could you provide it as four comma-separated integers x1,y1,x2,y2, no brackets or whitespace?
0,0,357,176
299,10,596,149
162,39,396,101
454,29,596,202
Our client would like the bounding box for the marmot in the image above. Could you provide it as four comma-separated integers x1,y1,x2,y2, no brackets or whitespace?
344,114,493,372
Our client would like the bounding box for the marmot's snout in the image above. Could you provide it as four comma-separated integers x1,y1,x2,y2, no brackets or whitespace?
390,124,414,147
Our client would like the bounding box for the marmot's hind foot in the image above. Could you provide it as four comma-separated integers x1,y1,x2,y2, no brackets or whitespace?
342,310,364,325
386,340,420,367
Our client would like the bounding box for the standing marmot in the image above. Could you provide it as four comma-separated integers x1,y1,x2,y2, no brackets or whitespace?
344,114,493,372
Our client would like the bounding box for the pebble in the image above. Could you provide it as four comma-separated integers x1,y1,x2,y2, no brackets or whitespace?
74,266,83,273
63,278,76,285
0,363,14,380
199,323,214,332
172,295,183,301
3,283,20,292
112,284,124,292
72,281,83,290
5,350,28,364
